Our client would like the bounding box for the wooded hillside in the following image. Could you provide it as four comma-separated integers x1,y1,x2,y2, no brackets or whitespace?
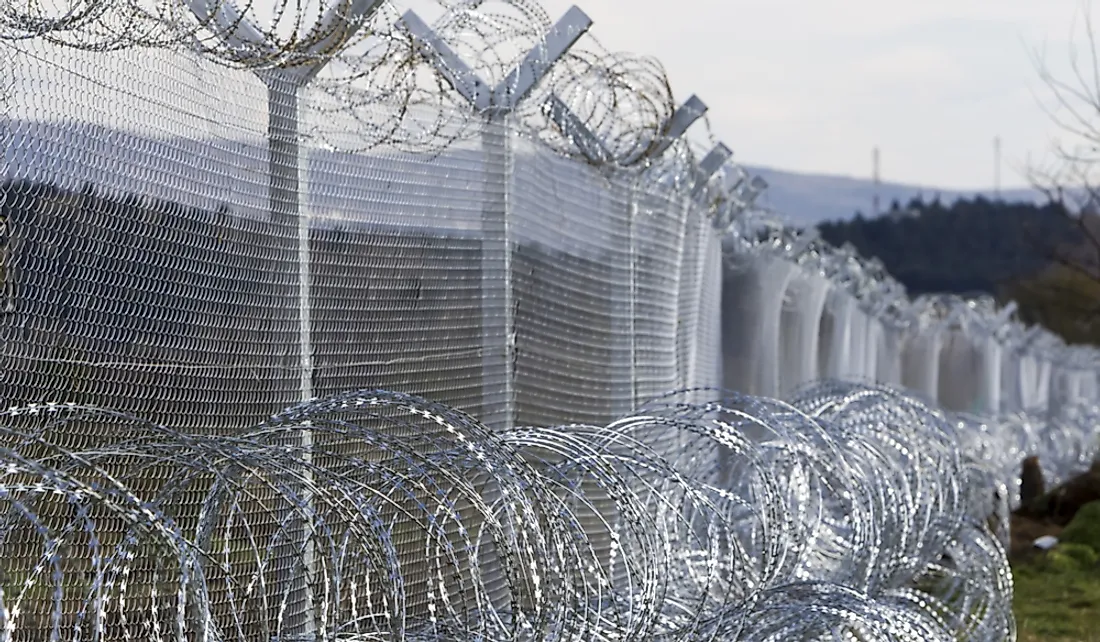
816,196,1078,296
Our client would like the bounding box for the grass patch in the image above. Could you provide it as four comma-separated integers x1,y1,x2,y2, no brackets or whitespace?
1013,553,1100,641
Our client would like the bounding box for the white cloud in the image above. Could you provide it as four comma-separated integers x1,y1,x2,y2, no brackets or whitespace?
513,0,1088,189
13,0,1092,190
853,46,968,86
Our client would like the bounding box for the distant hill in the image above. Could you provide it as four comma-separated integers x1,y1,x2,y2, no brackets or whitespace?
745,165,1045,227
0,118,1051,230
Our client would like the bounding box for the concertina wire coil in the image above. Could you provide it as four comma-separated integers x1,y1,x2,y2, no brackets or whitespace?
0,1,1098,641
0,382,1094,641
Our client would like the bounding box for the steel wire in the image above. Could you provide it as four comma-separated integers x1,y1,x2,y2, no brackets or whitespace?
2,381,1089,640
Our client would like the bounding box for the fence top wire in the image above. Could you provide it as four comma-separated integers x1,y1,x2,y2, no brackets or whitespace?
2,0,1097,378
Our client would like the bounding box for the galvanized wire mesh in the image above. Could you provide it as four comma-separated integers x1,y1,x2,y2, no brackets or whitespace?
0,22,710,429
509,133,634,426
0,8,729,637
4,1,1100,641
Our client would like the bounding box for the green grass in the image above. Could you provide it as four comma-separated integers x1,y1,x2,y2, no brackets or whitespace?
1013,553,1100,641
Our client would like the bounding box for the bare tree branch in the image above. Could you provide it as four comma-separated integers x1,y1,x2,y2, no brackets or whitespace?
1026,1,1100,323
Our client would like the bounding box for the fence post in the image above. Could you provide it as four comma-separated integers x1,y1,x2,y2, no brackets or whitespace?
821,291,855,381
616,97,708,411
977,303,1015,415
183,2,382,639
779,272,830,395
627,179,639,408
1013,325,1045,409
604,171,636,417
264,76,315,402
400,6,592,431
680,143,732,391
188,0,382,403
480,115,514,429
1000,340,1024,412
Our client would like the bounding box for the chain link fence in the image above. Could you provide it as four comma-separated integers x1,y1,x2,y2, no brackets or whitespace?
0,32,719,437
4,2,1100,639
0,14,729,636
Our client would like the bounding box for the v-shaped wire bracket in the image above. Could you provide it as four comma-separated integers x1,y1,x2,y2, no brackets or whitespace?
398,6,592,114
691,143,732,200
648,94,708,160
401,7,715,168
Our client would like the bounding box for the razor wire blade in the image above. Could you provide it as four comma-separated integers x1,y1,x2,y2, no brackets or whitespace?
1,381,1089,640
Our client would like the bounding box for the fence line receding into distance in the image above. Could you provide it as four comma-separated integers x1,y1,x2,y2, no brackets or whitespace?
0,1,1098,640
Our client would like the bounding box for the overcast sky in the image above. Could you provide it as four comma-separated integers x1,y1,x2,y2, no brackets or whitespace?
507,0,1089,190
19,0,1090,191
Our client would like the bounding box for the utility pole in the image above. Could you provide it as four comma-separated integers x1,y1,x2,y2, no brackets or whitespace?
872,146,881,218
994,136,1002,200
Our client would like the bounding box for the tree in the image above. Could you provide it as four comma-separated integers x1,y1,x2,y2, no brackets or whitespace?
818,196,1075,299
1003,263,1100,345
1029,1,1100,317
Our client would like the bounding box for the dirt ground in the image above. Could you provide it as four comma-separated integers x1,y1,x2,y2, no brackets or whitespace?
1011,460,1100,560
